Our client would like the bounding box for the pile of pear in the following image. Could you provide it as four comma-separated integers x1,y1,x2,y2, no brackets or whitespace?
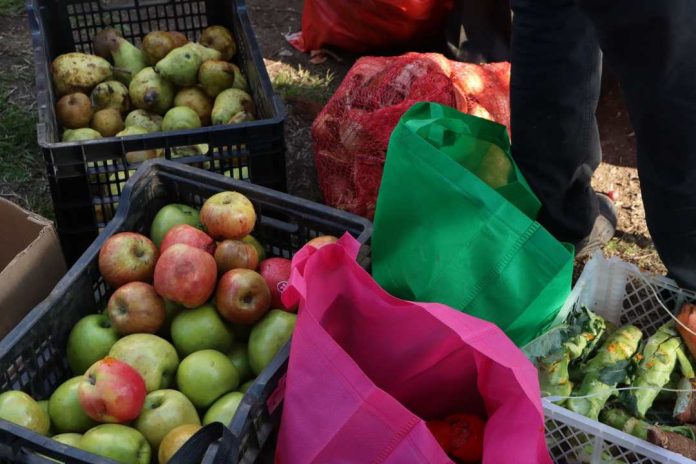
53,25,255,161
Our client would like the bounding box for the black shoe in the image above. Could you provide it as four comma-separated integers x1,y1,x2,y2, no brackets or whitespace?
574,193,617,258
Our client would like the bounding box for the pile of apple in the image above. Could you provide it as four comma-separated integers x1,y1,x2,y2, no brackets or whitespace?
0,191,336,464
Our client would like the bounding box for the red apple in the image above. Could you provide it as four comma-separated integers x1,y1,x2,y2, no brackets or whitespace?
258,258,293,310
200,191,256,240
160,224,216,255
214,240,259,274
215,269,271,324
305,235,338,250
99,232,159,288
78,357,147,423
106,282,166,335
154,243,217,308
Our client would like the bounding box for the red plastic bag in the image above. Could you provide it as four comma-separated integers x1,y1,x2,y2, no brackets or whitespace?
313,53,510,219
288,0,454,53
275,234,551,463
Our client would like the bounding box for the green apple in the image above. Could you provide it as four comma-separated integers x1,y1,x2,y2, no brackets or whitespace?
170,304,235,356
66,314,119,375
81,424,151,464
202,391,243,426
0,391,50,435
109,334,179,392
239,380,254,393
248,310,297,375
242,235,266,261
134,389,200,451
228,343,252,383
49,377,98,433
150,204,201,248
158,299,183,339
53,432,82,448
176,350,239,408
158,424,201,464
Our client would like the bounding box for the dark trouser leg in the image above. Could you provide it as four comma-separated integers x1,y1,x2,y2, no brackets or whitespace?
580,0,696,289
510,0,602,243
447,0,512,63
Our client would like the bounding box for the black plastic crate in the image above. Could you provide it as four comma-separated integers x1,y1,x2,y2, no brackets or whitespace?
28,0,287,265
0,159,372,464
228,343,288,463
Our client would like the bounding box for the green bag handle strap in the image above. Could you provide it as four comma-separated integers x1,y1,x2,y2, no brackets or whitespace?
401,102,542,219
402,103,511,151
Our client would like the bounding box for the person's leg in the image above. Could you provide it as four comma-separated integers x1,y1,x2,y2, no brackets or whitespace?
510,0,603,244
447,0,512,63
580,0,696,289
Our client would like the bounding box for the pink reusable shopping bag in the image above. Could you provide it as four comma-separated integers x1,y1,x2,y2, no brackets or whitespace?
276,234,551,464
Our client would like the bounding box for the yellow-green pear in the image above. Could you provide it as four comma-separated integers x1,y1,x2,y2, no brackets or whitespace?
229,63,248,91
199,25,236,61
211,88,256,125
155,47,202,87
125,109,163,133
170,144,209,159
51,53,112,96
108,37,147,84
198,61,236,98
93,27,122,60
55,92,93,129
116,126,164,163
162,106,201,131
181,42,221,62
169,31,189,47
476,145,513,189
142,31,177,66
91,108,124,137
62,128,102,142
91,80,130,113
129,67,175,115
174,87,212,125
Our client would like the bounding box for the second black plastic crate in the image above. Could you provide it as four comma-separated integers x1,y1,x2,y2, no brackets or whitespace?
28,0,286,264
0,159,371,464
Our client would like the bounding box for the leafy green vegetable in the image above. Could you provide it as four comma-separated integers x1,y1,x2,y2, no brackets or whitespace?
528,307,607,398
621,323,682,418
567,325,643,420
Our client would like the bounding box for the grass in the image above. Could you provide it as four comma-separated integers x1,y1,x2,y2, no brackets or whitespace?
0,0,23,16
271,65,334,103
0,80,53,219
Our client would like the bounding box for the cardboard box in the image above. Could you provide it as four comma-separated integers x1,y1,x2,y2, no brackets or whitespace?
0,198,66,339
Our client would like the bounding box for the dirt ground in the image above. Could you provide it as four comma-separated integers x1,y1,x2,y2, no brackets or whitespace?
0,0,666,276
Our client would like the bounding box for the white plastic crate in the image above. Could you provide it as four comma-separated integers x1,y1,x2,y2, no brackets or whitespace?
526,253,696,464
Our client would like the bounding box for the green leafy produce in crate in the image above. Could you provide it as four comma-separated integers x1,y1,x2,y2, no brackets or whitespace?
621,322,686,418
566,325,643,420
530,301,696,462
535,308,607,397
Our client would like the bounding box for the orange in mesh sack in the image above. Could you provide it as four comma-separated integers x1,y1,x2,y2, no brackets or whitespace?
313,53,511,219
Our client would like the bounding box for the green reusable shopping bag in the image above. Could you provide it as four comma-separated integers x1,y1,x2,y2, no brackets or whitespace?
372,102,574,346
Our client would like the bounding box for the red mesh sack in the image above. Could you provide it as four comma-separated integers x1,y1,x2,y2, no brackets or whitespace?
313,53,511,219
288,0,454,53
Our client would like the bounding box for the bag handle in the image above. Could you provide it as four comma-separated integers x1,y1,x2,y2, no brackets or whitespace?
168,422,235,464
403,105,472,147
402,102,511,152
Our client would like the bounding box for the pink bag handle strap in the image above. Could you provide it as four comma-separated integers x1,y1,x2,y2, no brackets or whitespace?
282,233,361,308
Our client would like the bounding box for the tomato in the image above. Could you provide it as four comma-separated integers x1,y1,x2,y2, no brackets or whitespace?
426,420,453,451
446,414,485,463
